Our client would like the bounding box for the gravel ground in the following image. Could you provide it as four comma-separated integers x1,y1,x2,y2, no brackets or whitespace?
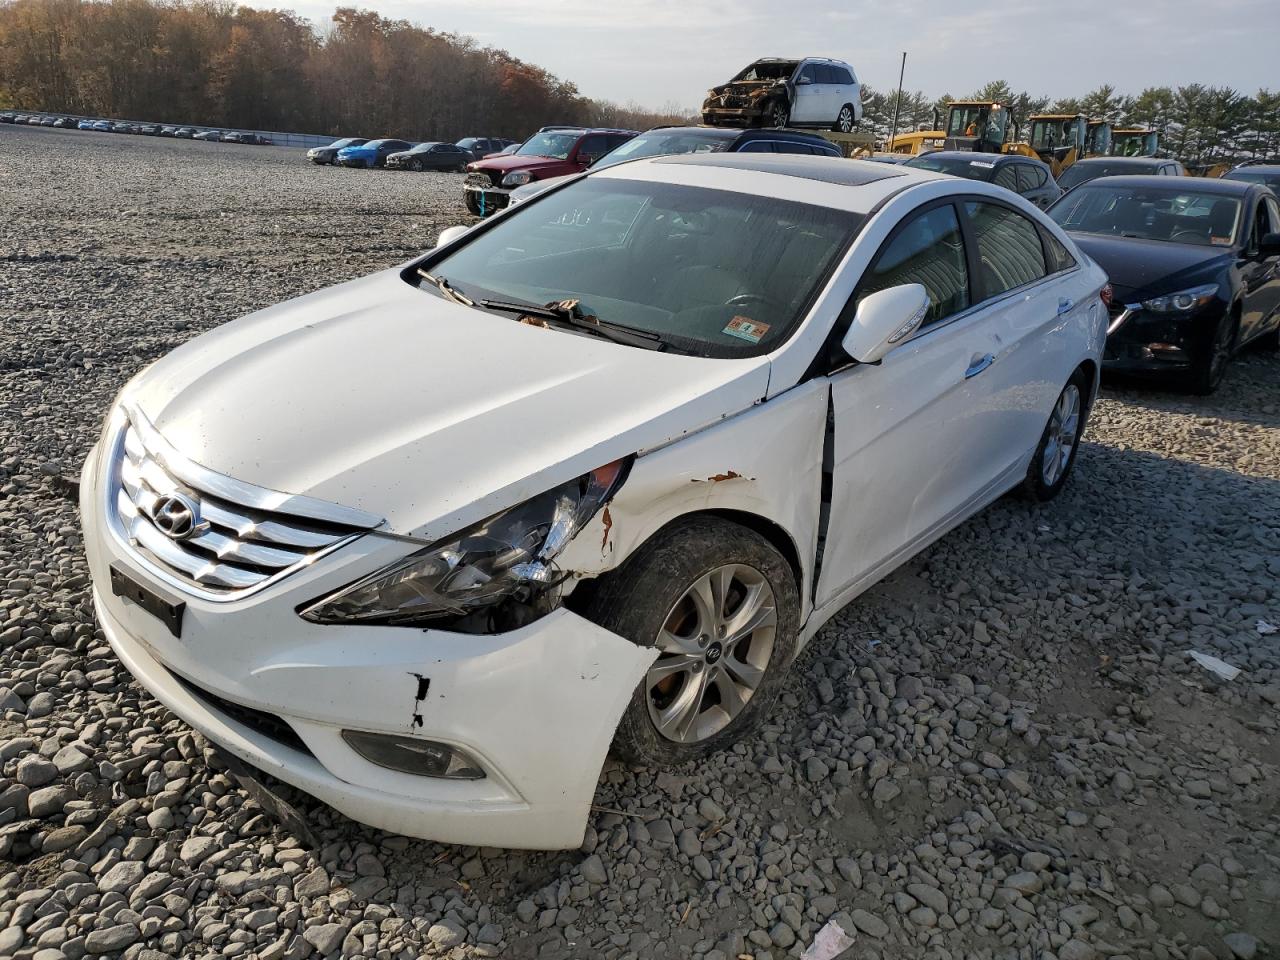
2,124,1278,960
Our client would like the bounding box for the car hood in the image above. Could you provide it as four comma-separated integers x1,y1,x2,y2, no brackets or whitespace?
336,145,371,156
123,269,771,541
1068,233,1233,303
472,155,568,176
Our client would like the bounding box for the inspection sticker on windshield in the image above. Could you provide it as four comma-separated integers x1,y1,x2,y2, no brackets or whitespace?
724,316,770,343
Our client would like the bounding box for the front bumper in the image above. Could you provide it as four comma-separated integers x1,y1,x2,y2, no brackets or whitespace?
80,442,654,849
701,106,766,128
1103,305,1214,374
464,184,511,216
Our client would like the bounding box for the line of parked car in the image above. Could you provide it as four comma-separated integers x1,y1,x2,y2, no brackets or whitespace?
306,136,519,170
0,112,272,143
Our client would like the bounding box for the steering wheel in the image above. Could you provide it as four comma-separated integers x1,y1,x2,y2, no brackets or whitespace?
1170,229,1204,243
723,292,780,310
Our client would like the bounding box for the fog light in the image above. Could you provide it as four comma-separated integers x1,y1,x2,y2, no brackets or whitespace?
341,731,485,779
1148,342,1185,360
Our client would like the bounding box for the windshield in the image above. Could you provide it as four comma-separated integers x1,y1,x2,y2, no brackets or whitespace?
1049,185,1241,247
946,106,987,137
408,143,440,153
1031,119,1079,152
1057,160,1156,190
904,154,996,181
420,178,861,356
595,131,734,170
456,139,480,149
517,132,579,160
1223,168,1280,189
732,61,798,82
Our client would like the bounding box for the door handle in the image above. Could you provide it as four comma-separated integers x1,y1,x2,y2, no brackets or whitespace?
965,353,995,379
1057,298,1074,316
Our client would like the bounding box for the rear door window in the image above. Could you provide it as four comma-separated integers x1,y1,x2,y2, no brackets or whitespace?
993,165,1019,191
736,141,775,153
964,201,1049,300
773,142,815,155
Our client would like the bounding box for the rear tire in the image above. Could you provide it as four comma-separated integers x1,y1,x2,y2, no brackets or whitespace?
1020,369,1089,502
585,516,799,767
768,100,790,129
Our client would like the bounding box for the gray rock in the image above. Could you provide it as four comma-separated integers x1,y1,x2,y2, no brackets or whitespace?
16,756,58,787
579,854,607,885
97,861,145,893
849,909,888,938
1223,932,1259,959
303,923,348,955
427,919,466,948
84,924,139,953
179,835,218,865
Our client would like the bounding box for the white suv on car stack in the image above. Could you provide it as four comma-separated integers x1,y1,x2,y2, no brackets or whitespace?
702,57,863,132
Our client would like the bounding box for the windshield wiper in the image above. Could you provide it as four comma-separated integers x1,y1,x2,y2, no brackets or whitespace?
417,268,474,307
478,297,664,350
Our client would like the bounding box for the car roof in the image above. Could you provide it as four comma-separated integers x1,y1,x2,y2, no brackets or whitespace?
914,151,1028,165
1073,174,1255,195
1072,157,1167,166
598,153,948,214
1230,164,1280,173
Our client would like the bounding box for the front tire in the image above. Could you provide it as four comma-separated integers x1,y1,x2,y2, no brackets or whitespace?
768,100,790,129
833,104,856,133
1187,313,1237,395
585,517,799,766
410,158,423,172
1020,370,1089,502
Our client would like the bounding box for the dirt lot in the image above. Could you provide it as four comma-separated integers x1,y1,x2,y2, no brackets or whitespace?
1,124,1278,960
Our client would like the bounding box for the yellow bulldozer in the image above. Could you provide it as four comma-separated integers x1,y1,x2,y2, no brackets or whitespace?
1005,113,1088,177
1110,127,1159,157
885,100,1011,156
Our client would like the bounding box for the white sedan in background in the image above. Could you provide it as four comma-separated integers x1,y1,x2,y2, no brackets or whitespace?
81,154,1107,849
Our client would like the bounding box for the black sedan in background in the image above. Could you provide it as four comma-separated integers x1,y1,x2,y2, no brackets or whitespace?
1056,157,1185,192
306,137,368,165
385,141,471,171
1049,176,1280,393
904,151,1061,208
1222,163,1280,191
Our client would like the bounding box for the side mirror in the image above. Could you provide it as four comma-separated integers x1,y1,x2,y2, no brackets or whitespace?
796,76,812,86
1260,232,1280,257
841,284,930,364
579,154,600,167
435,225,470,248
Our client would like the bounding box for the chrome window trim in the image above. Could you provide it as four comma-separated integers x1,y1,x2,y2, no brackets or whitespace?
103,407,382,603
906,264,1083,345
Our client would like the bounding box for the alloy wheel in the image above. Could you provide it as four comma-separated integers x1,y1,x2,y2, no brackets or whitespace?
645,564,777,744
837,106,854,132
771,103,789,128
1041,384,1081,487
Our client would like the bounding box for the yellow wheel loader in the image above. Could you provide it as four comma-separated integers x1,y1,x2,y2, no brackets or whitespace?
1110,128,1159,157
1005,113,1088,177
886,100,1010,156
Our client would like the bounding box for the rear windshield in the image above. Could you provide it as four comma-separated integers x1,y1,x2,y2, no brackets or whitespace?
516,132,580,160
1222,168,1280,189
904,154,997,181
1057,161,1158,190
1049,185,1241,247
419,178,862,357
596,130,734,170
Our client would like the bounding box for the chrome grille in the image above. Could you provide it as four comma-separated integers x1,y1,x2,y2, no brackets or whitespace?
105,405,382,600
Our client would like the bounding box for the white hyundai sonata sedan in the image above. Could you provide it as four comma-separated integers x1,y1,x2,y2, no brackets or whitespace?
81,153,1107,849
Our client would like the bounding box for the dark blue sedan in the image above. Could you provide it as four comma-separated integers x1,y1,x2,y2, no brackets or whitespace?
335,139,413,169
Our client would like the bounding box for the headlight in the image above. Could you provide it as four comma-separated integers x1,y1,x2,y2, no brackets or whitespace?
1139,283,1218,313
299,461,628,625
501,170,532,188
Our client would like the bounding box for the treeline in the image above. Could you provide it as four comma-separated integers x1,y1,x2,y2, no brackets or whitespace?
0,0,690,139
860,80,1280,165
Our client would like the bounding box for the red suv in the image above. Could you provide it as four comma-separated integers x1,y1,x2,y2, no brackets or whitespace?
463,127,638,216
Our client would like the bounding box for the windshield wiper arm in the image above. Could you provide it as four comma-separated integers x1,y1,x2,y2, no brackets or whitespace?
416,268,474,307
478,297,664,350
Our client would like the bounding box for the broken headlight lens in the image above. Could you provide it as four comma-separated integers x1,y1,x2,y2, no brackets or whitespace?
299,460,627,626
501,170,533,188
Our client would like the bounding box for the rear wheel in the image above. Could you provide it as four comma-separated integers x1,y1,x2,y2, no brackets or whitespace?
1187,313,1237,395
585,516,799,766
768,100,790,129
1020,370,1089,502
833,104,856,133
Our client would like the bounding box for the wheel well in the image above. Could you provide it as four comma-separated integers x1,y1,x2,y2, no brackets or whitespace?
1075,358,1098,413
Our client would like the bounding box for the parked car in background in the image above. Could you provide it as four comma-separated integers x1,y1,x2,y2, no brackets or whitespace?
307,137,368,165
507,125,841,206
160,126,178,136
905,151,1062,208
336,139,413,168
1221,162,1280,191
702,57,863,132
224,132,272,145
455,137,516,161
1056,157,1185,192
111,122,135,133
39,116,56,126
53,116,76,128
488,143,520,158
138,124,159,135
463,127,637,216
0,113,14,123
386,142,472,172
193,130,223,141
174,127,196,139
91,120,112,132
1049,176,1280,393
80,153,1104,850
77,119,96,130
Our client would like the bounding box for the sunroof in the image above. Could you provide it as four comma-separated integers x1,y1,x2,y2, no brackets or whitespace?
654,152,907,187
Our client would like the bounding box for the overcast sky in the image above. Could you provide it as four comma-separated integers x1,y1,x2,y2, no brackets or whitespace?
269,0,1279,110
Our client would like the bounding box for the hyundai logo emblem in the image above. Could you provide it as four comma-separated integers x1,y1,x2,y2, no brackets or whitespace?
148,492,202,541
